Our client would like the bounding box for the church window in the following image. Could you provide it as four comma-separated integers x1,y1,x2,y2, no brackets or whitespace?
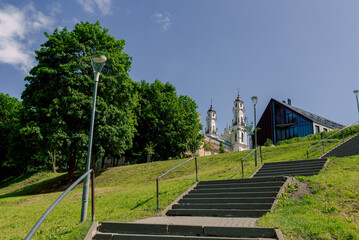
241,133,244,143
235,133,238,142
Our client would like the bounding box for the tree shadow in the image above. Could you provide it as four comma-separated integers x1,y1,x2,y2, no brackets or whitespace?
0,169,108,199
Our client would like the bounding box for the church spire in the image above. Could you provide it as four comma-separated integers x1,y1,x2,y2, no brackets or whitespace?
205,99,218,137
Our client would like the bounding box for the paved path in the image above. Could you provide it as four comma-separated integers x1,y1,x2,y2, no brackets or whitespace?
135,216,258,228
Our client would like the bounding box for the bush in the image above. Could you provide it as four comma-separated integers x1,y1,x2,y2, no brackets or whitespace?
264,138,273,147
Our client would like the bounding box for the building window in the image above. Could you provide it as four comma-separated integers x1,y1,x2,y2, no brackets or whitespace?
323,128,328,132
235,133,238,142
241,132,244,143
315,125,320,133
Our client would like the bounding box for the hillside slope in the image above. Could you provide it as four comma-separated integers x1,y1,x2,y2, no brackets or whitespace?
0,137,358,239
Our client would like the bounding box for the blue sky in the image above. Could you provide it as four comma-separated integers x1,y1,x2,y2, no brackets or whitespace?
1,0,358,135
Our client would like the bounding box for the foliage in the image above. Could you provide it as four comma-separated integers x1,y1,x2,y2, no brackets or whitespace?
0,93,22,180
126,80,203,163
219,141,225,153
219,125,235,145
264,138,273,147
12,21,137,179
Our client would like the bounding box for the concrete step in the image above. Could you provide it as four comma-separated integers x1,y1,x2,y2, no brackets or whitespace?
254,170,320,177
197,176,287,185
172,203,273,210
95,233,277,240
166,209,268,217
96,222,280,239
261,159,326,166
178,197,276,204
258,163,325,171
194,182,285,189
190,186,281,193
256,167,323,175
323,134,359,158
183,192,278,199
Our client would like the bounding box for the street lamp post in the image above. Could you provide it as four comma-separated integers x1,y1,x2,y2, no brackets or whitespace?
80,54,107,222
354,90,359,115
251,96,258,167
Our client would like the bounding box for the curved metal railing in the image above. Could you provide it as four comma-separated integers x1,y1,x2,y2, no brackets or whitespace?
241,146,262,178
306,120,359,159
156,156,198,211
25,169,95,240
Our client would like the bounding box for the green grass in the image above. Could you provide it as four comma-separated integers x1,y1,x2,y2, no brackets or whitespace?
258,156,359,239
0,134,357,239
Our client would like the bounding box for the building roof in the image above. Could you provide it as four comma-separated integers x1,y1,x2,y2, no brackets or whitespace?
206,135,231,147
273,99,345,129
234,94,243,103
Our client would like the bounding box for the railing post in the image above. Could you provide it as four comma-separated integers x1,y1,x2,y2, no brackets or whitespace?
156,178,159,211
259,146,263,165
241,159,244,179
307,150,309,160
195,157,199,182
91,169,95,222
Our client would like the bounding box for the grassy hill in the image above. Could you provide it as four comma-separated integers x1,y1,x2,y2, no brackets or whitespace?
0,132,358,239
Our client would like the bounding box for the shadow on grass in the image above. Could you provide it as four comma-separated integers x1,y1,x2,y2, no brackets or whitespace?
131,196,155,210
0,169,108,199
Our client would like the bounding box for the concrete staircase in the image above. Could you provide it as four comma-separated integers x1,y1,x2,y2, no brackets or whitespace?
91,222,282,239
321,134,359,158
252,159,328,178
87,158,329,240
166,176,289,218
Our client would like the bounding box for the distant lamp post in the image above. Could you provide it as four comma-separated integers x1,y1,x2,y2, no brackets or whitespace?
80,54,107,222
251,96,258,166
354,90,359,115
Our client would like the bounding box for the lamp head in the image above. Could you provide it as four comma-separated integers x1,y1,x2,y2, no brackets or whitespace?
354,90,359,97
251,96,258,105
91,54,107,73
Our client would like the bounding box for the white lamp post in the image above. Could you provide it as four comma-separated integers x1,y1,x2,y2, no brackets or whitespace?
80,54,107,222
251,96,258,166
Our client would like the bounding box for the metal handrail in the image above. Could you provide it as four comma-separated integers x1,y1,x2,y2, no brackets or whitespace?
306,120,359,159
241,146,262,178
25,169,95,240
156,156,198,211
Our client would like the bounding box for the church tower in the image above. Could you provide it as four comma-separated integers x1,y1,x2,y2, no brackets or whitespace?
205,102,218,137
232,94,248,151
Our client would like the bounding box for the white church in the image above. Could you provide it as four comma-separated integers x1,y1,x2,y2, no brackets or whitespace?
197,94,249,156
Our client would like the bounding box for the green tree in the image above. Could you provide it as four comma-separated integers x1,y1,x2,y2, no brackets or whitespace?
127,80,202,163
0,93,22,180
219,141,225,153
17,21,137,179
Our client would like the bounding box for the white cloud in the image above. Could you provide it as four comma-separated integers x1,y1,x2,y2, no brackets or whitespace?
76,0,112,15
152,11,172,31
0,3,54,73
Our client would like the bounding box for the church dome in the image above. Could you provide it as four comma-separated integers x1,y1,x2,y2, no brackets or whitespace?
208,105,216,113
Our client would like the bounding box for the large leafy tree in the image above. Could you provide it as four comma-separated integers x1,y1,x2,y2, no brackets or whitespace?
127,80,203,163
0,93,22,180
18,21,137,179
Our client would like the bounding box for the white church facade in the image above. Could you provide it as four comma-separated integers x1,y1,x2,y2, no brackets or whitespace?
197,94,249,156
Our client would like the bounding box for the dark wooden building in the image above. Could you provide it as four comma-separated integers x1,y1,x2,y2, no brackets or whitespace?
256,99,344,145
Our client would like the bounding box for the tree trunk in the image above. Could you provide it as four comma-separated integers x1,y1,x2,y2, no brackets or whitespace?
51,149,57,173
68,154,76,181
146,153,151,163
101,156,105,169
